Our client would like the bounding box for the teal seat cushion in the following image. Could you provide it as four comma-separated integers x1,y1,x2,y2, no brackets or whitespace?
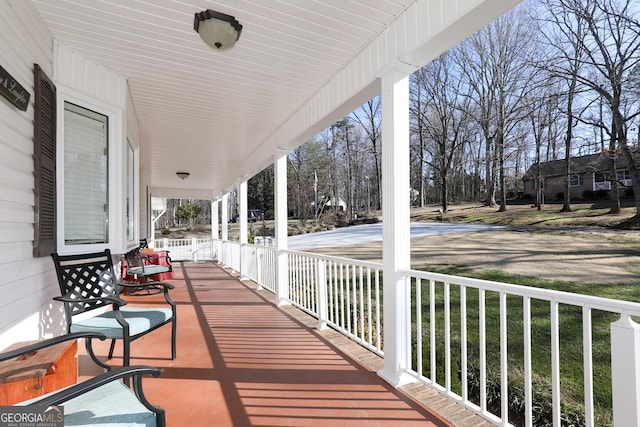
128,265,169,276
22,380,157,426
70,307,173,339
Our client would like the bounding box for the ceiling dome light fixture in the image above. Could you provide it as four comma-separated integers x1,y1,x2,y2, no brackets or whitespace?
176,172,190,180
194,9,242,51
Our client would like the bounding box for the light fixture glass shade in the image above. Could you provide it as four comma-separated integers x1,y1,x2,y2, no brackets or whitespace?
176,172,190,180
194,10,242,51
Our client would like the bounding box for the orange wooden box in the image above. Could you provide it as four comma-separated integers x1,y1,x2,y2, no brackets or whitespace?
0,339,77,405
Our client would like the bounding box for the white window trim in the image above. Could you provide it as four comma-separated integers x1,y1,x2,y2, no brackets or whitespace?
56,85,127,255
569,174,582,187
126,138,140,248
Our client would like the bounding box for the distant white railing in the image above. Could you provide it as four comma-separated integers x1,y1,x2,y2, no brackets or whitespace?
152,237,217,261
155,236,640,426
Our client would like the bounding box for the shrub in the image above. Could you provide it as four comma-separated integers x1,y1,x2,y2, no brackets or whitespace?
555,192,564,201
161,228,171,235
583,190,594,199
465,362,589,426
595,189,609,199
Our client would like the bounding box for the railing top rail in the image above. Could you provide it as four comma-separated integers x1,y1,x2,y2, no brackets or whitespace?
404,268,640,315
284,249,383,270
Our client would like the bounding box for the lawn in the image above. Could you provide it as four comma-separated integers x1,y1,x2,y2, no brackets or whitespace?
410,201,638,229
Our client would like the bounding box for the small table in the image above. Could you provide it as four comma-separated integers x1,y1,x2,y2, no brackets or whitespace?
0,339,77,405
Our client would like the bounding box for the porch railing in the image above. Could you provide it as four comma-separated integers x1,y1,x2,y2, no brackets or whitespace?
285,250,383,355
153,237,217,261
402,269,640,427
155,237,640,426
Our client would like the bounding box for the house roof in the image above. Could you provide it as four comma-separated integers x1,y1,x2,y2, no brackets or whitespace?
522,152,631,181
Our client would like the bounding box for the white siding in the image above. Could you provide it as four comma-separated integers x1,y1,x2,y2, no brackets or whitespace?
0,0,59,349
53,41,128,110
0,1,138,349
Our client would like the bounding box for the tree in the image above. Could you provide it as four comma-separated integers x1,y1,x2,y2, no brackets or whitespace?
351,98,382,210
410,71,433,207
176,202,203,228
539,0,590,212
412,52,470,212
248,166,274,218
560,0,640,218
457,4,540,211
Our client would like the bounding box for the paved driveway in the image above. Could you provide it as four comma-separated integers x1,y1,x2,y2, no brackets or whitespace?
289,222,502,250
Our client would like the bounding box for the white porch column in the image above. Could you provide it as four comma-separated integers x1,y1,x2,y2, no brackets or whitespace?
274,149,289,306
611,315,640,426
221,194,229,241
377,66,414,387
211,200,219,240
239,180,248,244
239,180,249,280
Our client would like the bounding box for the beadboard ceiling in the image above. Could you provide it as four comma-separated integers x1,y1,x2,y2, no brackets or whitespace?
31,0,516,198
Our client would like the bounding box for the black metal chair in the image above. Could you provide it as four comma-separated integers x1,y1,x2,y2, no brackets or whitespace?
123,247,172,279
3,332,165,427
51,249,176,368
139,238,149,249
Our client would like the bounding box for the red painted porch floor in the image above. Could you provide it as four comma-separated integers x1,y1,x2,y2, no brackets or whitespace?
79,262,491,426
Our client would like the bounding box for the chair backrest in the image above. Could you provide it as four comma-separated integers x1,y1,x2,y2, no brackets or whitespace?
124,247,145,271
51,249,120,319
139,238,148,249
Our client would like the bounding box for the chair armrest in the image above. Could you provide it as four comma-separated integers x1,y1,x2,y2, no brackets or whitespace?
0,332,106,363
53,295,127,306
30,365,162,407
119,281,174,290
142,252,173,274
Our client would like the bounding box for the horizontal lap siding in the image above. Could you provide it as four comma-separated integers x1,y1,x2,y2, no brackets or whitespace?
0,0,61,349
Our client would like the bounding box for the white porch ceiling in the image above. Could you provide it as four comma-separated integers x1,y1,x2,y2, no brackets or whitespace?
31,0,521,199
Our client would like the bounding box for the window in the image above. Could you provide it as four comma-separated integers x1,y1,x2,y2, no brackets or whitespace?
569,175,581,187
126,139,138,243
56,88,126,254
617,170,630,181
534,178,545,189
63,102,109,244
595,172,609,182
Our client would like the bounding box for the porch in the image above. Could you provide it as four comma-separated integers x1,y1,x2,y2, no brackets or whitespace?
146,238,640,426
82,261,488,426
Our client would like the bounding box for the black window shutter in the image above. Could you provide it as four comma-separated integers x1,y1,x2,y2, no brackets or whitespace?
33,64,57,257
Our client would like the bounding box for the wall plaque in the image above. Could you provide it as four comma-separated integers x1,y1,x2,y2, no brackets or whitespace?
0,65,30,111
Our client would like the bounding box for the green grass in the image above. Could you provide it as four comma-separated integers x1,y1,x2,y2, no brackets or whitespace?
411,201,637,229
407,267,640,425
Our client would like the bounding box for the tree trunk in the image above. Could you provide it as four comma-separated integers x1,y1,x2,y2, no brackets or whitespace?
497,134,507,212
484,136,496,207
441,173,449,213
608,121,621,215
561,78,577,213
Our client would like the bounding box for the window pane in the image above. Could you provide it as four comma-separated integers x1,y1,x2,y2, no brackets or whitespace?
127,140,135,241
64,102,108,244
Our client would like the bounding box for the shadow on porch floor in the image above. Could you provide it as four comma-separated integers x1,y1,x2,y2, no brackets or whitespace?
79,261,489,426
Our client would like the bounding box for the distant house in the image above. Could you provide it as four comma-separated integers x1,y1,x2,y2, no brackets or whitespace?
522,153,633,200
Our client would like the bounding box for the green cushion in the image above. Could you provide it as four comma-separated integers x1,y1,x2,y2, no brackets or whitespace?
22,380,157,426
70,307,173,339
127,265,169,276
